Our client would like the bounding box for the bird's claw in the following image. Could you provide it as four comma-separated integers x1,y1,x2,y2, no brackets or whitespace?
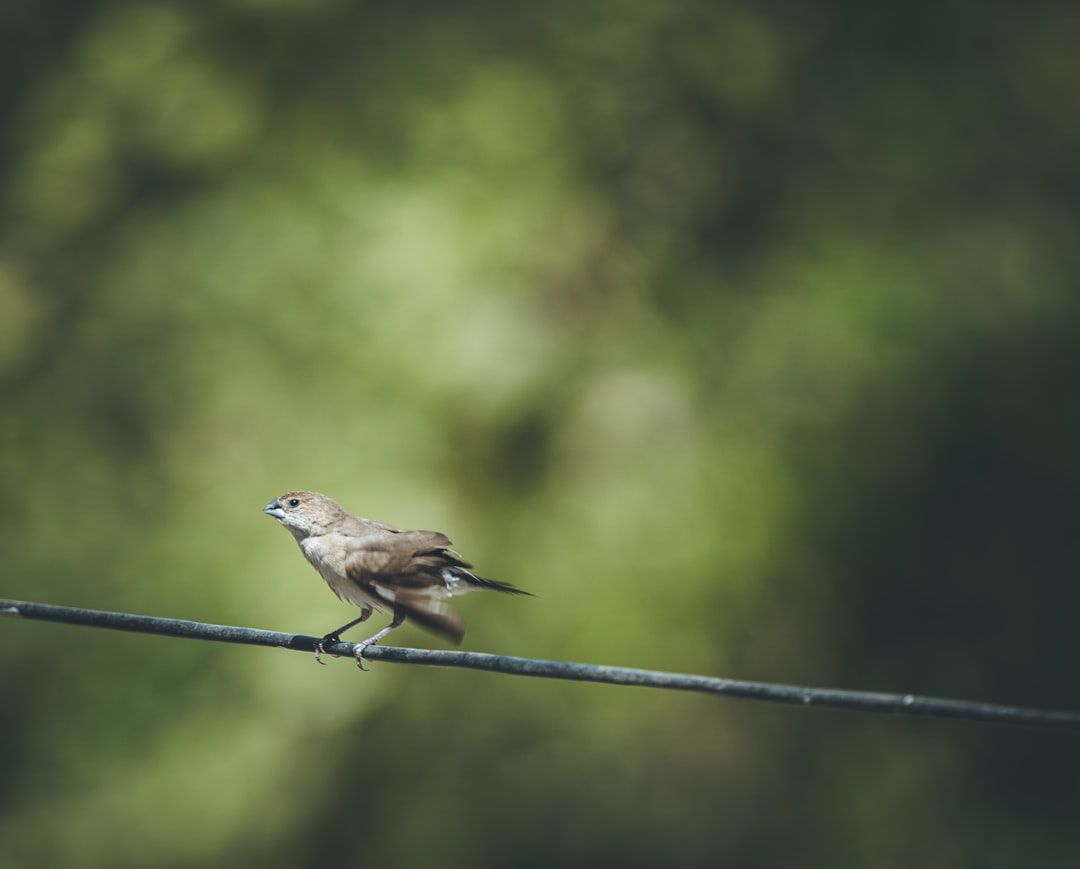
314,634,339,665
354,640,374,670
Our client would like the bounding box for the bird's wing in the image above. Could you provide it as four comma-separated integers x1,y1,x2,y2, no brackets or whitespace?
342,530,457,576
342,530,469,642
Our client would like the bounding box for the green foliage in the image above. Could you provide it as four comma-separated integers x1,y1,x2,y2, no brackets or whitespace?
2,2,1079,867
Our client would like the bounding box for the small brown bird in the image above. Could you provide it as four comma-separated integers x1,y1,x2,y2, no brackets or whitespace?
263,491,530,667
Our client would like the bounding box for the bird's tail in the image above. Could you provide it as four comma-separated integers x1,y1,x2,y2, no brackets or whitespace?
448,569,533,596
469,575,534,596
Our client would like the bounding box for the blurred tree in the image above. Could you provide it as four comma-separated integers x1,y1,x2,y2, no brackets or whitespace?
1,1,1078,867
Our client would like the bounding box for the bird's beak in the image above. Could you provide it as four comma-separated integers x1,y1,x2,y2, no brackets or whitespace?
263,497,286,520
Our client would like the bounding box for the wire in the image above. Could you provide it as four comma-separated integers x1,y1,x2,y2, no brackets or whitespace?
3,597,1078,730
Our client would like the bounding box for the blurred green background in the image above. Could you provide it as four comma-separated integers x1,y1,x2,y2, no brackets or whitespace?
2,1,1079,866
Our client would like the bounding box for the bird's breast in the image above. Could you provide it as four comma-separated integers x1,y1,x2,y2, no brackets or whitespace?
299,535,386,611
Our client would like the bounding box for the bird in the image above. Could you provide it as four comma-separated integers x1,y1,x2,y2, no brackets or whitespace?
262,490,531,667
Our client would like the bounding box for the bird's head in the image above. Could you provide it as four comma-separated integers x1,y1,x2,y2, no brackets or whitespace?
262,491,345,539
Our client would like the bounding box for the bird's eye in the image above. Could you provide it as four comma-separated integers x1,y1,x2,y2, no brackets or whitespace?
288,498,300,507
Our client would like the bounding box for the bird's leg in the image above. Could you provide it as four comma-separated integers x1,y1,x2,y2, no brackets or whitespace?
314,608,372,664
353,612,406,670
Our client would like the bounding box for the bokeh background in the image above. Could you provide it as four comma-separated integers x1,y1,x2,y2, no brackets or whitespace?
2,1,1079,866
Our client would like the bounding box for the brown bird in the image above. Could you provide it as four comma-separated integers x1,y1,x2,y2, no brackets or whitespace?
263,491,531,667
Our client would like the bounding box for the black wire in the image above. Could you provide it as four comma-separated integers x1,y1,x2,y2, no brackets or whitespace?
3,598,1078,730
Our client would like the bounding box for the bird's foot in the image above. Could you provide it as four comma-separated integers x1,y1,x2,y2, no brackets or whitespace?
314,633,340,665
353,640,377,670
